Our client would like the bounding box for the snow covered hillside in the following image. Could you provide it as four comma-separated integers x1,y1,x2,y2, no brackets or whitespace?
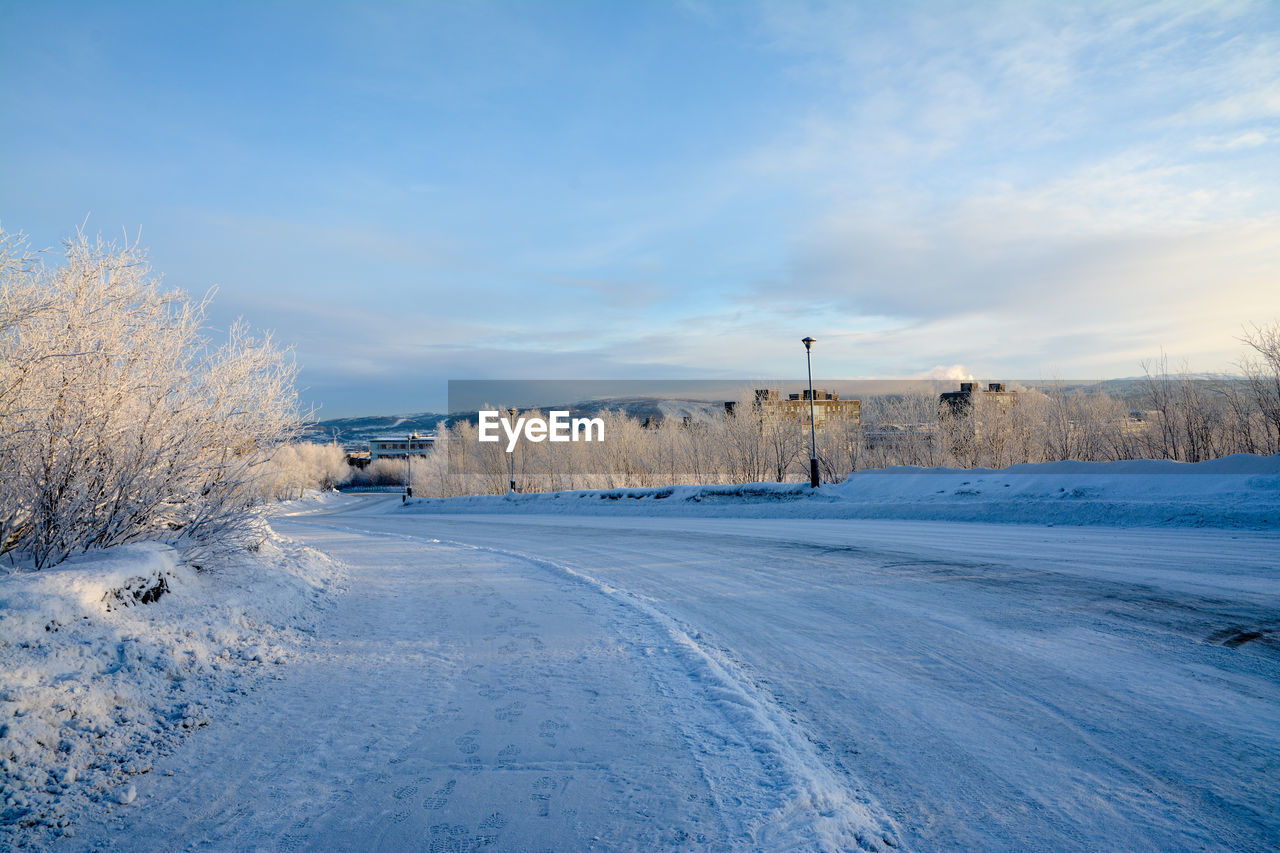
0,530,344,847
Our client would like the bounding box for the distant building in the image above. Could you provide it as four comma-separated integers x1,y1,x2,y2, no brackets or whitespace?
368,432,436,461
939,382,1015,415
725,389,861,427
938,382,1017,458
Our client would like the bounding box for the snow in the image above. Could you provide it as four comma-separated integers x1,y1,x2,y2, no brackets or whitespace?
5,455,1280,850
402,453,1280,529
0,532,344,846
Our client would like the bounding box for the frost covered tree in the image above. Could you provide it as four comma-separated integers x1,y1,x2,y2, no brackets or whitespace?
1042,387,1132,462
1239,322,1280,455
0,230,45,556
0,228,301,569
1139,355,1231,463
815,406,863,482
265,442,351,499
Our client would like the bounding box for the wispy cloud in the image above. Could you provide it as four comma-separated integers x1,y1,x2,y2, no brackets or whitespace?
711,0,1280,382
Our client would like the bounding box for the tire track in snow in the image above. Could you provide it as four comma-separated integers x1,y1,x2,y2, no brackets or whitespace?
307,518,901,851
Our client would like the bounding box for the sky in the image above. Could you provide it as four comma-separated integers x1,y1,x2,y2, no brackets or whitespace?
2,0,1278,417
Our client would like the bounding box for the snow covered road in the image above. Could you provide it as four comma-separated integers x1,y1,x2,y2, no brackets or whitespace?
68,502,895,851
69,493,1280,850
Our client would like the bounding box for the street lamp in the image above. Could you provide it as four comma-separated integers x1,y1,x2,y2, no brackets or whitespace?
507,407,518,494
802,337,819,488
404,432,414,501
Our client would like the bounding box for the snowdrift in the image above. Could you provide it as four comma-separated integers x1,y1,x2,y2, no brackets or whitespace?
0,532,345,846
403,453,1280,529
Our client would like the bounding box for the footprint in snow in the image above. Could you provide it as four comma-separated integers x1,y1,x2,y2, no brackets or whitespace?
495,701,525,721
530,775,555,818
427,823,469,853
539,719,568,745
422,779,456,810
475,811,508,845
497,745,521,767
515,631,546,648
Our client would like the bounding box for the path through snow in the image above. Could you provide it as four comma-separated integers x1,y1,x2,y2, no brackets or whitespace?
68,515,895,851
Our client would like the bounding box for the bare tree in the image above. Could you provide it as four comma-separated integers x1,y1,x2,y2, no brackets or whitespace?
761,404,807,482
1239,322,1280,455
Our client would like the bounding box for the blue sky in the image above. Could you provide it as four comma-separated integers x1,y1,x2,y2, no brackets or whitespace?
2,0,1278,416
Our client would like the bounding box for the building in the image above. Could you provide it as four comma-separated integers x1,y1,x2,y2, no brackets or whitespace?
725,389,861,427
938,382,1018,460
368,432,436,461
939,382,1016,415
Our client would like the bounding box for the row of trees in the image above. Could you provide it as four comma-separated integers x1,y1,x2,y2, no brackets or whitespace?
1,229,302,569
402,327,1280,497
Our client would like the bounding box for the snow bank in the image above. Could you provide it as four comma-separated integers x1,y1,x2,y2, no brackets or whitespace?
403,453,1280,528
0,531,345,847
825,453,1280,527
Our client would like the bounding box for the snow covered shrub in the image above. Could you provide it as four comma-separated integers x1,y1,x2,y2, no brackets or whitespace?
264,442,351,499
0,227,301,569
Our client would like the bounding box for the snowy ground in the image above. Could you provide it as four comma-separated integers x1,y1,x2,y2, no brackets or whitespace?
5,457,1280,850
0,526,344,848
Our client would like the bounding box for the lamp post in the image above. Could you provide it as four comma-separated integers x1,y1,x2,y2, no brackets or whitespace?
802,337,819,488
507,407,518,494
404,432,414,501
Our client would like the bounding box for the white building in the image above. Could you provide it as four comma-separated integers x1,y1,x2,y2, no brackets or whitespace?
368,433,436,460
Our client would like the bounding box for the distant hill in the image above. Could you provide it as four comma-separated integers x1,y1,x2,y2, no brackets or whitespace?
303,413,449,447
305,399,724,448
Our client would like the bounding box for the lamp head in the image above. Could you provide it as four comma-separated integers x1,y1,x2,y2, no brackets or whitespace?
802,336,816,351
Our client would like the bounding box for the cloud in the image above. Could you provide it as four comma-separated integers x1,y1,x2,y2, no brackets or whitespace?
919,365,973,381
717,0,1280,381
745,0,1280,189
1191,131,1271,152
752,196,1280,369
775,204,1279,320
1179,85,1280,125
